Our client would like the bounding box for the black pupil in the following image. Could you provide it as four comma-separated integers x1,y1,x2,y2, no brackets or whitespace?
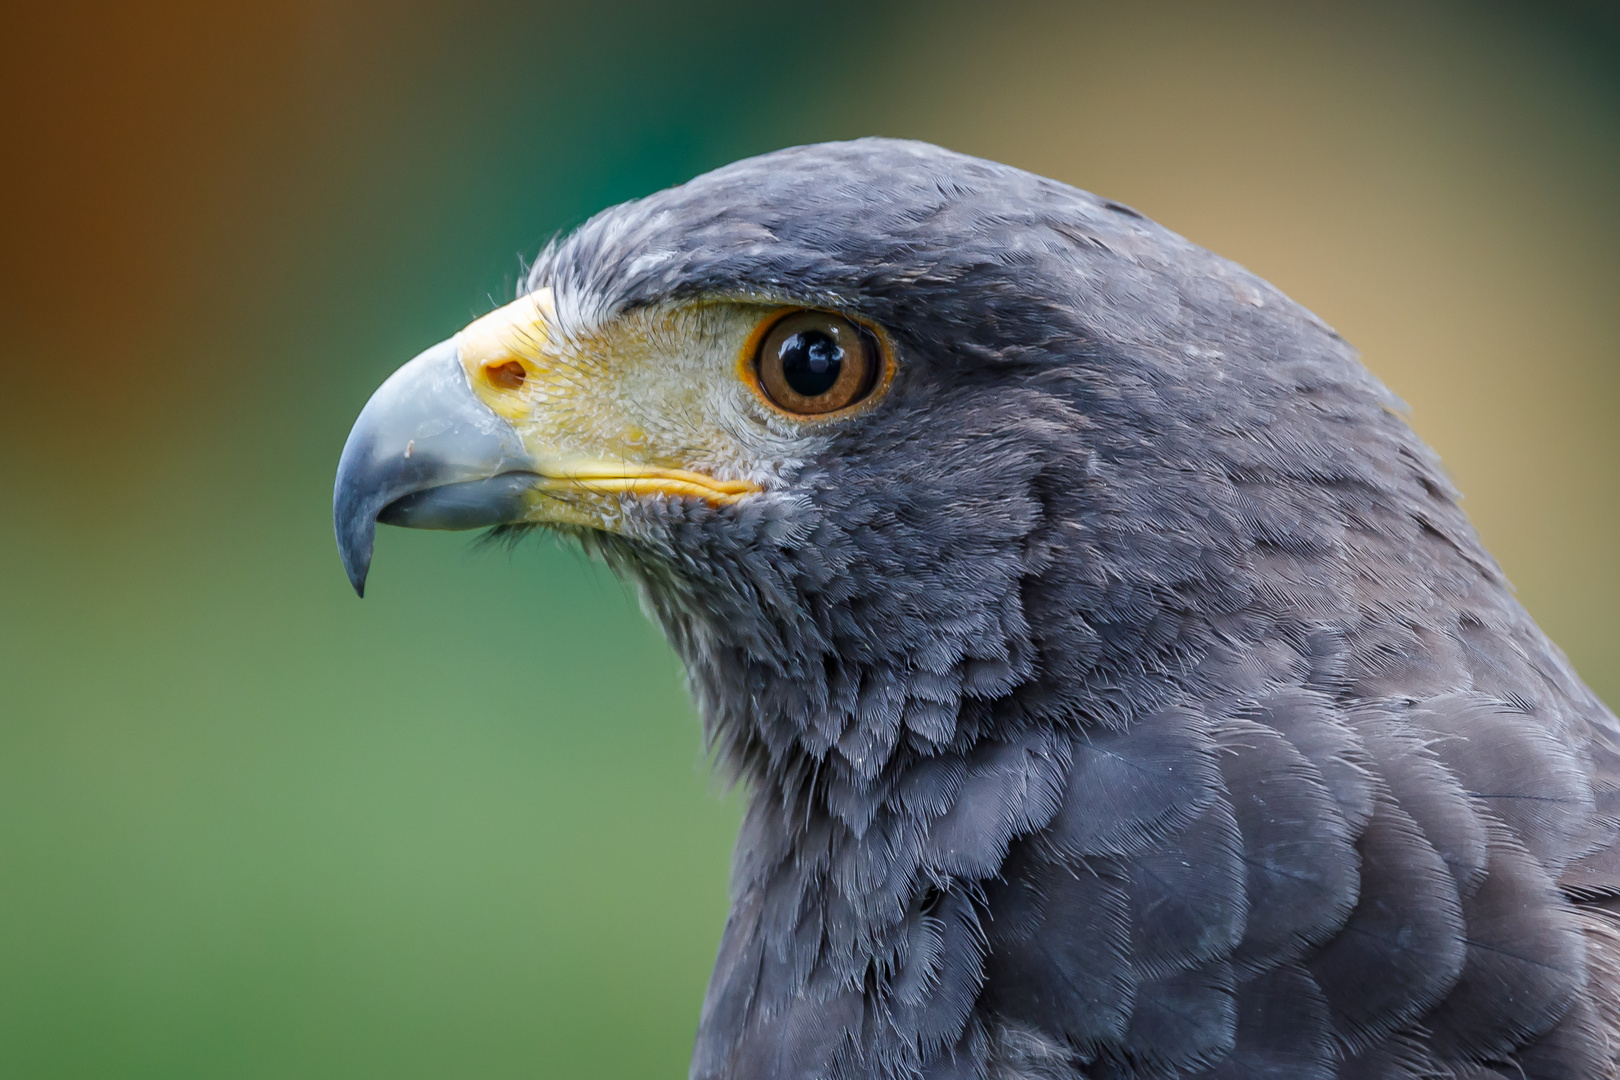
778,330,843,397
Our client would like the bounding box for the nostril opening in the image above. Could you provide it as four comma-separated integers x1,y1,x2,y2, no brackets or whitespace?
485,360,527,390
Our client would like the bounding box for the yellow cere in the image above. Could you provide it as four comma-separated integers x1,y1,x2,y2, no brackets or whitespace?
449,289,773,513
457,288,555,423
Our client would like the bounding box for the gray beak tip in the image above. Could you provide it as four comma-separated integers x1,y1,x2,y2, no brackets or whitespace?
341,541,371,599
332,337,533,597
333,463,378,598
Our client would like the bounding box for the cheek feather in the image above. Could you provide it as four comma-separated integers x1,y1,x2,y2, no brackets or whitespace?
482,299,880,511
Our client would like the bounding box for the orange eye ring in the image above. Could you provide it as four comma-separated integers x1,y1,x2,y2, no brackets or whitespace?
749,310,886,416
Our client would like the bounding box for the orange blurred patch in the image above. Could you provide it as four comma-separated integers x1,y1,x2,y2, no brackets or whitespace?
0,1,307,439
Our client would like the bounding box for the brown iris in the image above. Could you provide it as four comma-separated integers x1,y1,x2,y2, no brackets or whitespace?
755,311,879,415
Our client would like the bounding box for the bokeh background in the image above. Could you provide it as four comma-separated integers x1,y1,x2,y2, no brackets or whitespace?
2,1,1617,1076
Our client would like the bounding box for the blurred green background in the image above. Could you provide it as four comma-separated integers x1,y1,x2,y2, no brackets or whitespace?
1,1,1616,1076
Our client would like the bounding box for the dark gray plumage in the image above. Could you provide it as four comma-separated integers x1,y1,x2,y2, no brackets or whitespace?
348,139,1620,1079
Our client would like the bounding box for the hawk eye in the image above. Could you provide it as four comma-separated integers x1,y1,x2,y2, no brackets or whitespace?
756,311,878,416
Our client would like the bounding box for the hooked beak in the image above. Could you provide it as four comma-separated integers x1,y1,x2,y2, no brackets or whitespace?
332,338,535,596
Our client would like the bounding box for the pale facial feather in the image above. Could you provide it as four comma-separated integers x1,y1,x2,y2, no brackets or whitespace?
454,289,834,531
